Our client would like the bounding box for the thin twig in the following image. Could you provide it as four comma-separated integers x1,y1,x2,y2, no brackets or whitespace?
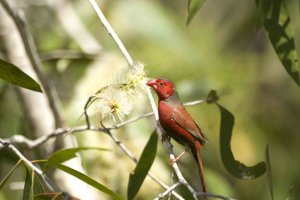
155,182,182,200
84,96,94,128
0,138,61,192
87,0,133,65
113,99,207,129
3,126,103,149
184,99,207,106
166,139,198,200
101,124,184,200
112,112,153,129
156,181,236,200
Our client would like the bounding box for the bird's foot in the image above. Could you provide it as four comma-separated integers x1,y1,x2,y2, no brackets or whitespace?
161,134,171,143
168,158,176,166
168,148,190,166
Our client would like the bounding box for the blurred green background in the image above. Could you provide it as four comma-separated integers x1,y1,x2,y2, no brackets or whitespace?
0,0,299,199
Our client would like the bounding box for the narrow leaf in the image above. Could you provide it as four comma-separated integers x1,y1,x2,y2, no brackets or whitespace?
56,164,122,200
0,159,22,189
33,173,46,195
23,165,33,200
206,90,219,104
256,0,300,86
34,193,68,200
127,130,158,200
0,59,42,92
44,147,110,171
265,145,274,200
187,0,207,25
255,0,271,31
217,104,266,179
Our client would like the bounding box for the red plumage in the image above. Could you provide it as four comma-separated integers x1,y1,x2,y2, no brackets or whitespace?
147,78,207,199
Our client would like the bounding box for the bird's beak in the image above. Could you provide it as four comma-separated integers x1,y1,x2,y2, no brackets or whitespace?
146,79,157,89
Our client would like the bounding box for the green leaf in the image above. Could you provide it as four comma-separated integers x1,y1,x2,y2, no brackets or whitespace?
265,145,274,200
33,173,46,195
44,147,110,171
23,163,46,200
23,165,33,200
186,0,207,25
0,159,22,189
256,0,300,86
255,0,271,31
0,59,43,92
127,130,158,200
56,164,122,200
217,104,266,179
34,193,65,200
206,90,219,104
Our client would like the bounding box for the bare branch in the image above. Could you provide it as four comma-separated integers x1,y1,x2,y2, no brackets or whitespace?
100,123,184,199
0,138,61,193
155,182,182,200
184,99,207,106
112,112,153,129
112,98,207,129
155,181,236,200
87,0,133,65
2,125,105,149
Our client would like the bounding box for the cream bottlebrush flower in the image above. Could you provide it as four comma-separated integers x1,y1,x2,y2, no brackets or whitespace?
118,62,149,98
96,86,132,122
91,62,148,122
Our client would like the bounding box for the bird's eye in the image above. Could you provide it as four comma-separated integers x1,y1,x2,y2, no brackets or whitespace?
159,82,163,86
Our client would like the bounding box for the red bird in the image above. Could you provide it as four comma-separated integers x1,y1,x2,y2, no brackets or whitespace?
147,78,207,198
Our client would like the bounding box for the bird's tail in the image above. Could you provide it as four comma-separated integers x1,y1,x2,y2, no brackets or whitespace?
192,142,207,200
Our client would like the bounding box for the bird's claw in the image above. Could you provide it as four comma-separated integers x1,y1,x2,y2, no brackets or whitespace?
161,134,170,143
168,158,176,166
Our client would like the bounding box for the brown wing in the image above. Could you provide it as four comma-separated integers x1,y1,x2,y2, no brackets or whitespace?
172,107,207,145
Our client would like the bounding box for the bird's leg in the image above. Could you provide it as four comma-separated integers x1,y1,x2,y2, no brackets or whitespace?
169,147,190,165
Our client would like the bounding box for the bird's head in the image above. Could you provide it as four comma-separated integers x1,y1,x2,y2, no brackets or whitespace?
146,78,175,100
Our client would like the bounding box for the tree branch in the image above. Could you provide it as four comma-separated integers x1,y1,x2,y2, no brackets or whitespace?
102,127,184,200
87,0,133,65
0,138,62,193
2,97,207,149
155,182,182,200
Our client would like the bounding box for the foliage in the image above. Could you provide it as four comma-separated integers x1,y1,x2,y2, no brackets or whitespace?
127,130,158,200
187,0,207,25
255,0,299,86
217,104,266,179
0,59,42,92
